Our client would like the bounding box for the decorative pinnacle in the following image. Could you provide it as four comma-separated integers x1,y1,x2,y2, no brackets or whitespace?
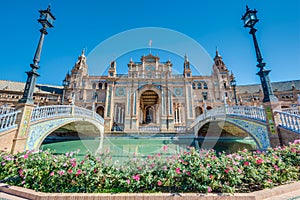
184,53,188,62
246,5,249,11
216,46,219,57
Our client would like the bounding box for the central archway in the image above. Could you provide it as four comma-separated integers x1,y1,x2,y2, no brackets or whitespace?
140,90,159,124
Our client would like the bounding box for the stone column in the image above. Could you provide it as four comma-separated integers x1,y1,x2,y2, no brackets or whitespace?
179,105,182,123
118,107,121,123
174,108,178,124
121,108,124,124
114,105,117,122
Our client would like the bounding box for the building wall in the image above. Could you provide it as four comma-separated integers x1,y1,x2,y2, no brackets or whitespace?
236,80,300,107
62,51,234,133
0,81,62,107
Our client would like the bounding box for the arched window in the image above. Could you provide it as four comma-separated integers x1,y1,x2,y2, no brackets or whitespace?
202,92,208,100
203,82,208,89
96,106,105,118
206,106,212,110
192,83,196,89
98,82,103,89
92,83,96,89
197,82,202,89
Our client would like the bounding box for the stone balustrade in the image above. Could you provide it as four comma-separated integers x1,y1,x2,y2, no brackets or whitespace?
275,111,300,133
31,105,73,122
226,106,266,122
0,110,20,131
0,106,15,115
139,126,160,132
30,105,104,124
193,106,266,125
94,113,105,124
73,106,105,124
175,126,187,133
282,106,300,115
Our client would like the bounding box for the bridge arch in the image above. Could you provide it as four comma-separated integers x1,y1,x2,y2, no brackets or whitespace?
195,117,269,149
26,117,104,151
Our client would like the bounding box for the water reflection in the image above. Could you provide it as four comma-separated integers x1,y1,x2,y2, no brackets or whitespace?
41,135,257,161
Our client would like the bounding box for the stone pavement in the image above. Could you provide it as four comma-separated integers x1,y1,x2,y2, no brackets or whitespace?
0,182,300,200
0,192,29,200
264,189,300,200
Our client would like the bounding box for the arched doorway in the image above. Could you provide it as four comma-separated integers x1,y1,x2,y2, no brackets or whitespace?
140,90,158,124
195,106,203,117
96,106,104,118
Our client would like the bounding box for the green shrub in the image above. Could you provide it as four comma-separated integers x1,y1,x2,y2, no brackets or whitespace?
0,140,299,193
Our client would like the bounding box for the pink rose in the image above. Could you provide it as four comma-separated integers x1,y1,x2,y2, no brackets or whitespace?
162,145,168,151
157,181,162,186
132,174,140,181
208,187,212,193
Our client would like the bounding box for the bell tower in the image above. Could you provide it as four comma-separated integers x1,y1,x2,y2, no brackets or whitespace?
212,48,231,102
183,54,192,77
108,60,117,77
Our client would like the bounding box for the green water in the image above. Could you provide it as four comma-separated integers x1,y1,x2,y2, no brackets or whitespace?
41,136,257,161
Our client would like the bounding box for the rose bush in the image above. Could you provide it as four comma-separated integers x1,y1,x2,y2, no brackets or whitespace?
0,141,299,193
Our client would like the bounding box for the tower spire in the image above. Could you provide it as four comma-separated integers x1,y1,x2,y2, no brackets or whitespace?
81,48,86,57
184,53,189,62
149,39,152,54
216,46,219,57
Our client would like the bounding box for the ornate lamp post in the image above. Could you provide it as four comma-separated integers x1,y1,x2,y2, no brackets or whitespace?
61,78,69,104
19,5,56,104
241,6,281,147
230,75,238,105
241,6,278,103
11,6,56,153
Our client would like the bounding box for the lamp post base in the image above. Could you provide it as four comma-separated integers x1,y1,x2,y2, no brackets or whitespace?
256,69,278,103
19,70,39,105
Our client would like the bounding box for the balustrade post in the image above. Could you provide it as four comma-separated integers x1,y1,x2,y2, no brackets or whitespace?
71,104,75,116
262,101,282,147
11,104,35,154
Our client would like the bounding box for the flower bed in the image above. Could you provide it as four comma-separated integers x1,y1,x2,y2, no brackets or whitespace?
0,140,299,194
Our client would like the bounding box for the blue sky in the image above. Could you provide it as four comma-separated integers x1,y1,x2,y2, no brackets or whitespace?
0,0,299,86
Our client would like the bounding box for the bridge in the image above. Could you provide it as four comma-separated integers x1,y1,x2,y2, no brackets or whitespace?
0,105,104,153
191,105,300,149
0,104,299,152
